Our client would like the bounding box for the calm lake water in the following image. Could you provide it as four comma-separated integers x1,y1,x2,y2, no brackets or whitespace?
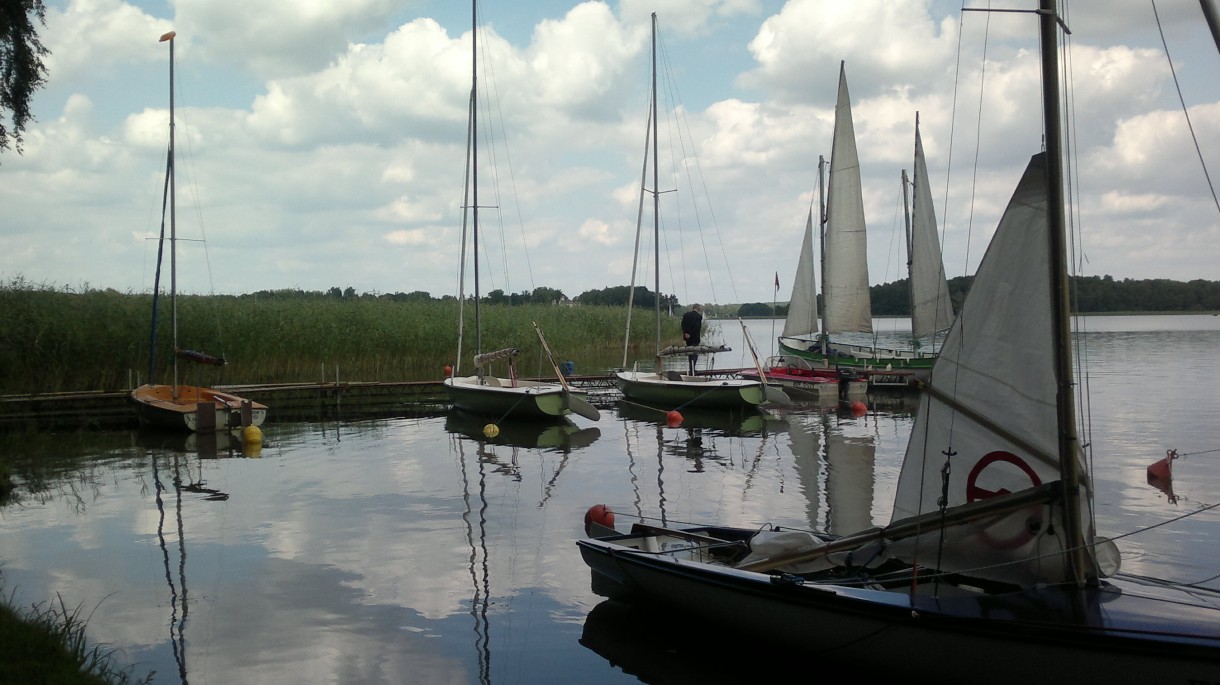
2,315,1218,684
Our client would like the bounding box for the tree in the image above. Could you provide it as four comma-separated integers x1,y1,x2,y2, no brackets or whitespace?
737,302,774,317
1,0,49,159
531,286,564,304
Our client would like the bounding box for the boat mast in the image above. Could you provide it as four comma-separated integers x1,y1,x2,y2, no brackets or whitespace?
471,0,481,361
650,13,661,369
901,165,912,334
1039,0,1091,586
817,154,827,346
160,30,179,399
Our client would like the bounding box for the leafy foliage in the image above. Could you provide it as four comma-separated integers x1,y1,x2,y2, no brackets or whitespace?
0,0,49,158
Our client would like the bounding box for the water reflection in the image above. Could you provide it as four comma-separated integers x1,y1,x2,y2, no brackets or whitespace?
580,599,813,684
444,409,601,453
137,427,258,460
0,318,1213,684
151,452,190,685
454,437,492,685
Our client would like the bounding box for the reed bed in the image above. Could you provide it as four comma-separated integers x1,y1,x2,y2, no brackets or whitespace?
0,282,668,394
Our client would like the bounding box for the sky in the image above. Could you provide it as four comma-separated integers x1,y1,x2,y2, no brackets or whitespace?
3,0,1218,305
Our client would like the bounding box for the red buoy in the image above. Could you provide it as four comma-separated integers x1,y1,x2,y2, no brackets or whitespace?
443,364,453,377
1147,449,1177,482
584,504,615,536
665,410,684,428
850,400,867,416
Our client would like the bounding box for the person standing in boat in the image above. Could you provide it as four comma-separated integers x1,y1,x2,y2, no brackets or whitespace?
681,303,704,375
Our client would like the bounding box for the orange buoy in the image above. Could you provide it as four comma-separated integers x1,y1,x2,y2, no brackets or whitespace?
584,504,615,536
444,364,453,377
1147,449,1177,482
665,410,684,428
850,400,867,416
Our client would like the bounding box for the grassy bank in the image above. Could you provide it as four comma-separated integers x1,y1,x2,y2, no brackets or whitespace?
0,283,666,394
0,589,151,684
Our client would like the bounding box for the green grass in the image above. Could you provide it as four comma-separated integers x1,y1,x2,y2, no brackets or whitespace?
0,590,152,685
0,281,668,394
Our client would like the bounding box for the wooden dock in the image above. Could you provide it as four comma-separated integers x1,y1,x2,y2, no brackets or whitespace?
0,375,623,432
0,369,913,432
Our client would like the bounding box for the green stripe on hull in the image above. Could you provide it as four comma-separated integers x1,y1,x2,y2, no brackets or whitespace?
777,340,936,371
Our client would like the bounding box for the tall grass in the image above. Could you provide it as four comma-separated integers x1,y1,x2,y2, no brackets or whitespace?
0,281,672,393
0,589,152,684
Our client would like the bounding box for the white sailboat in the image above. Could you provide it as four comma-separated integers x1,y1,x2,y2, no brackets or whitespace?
904,112,955,343
615,13,775,412
131,31,267,433
579,2,1220,679
442,2,597,424
778,63,938,383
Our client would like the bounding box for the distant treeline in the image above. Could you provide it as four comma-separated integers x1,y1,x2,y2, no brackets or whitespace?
731,275,1220,318
245,275,1220,317
245,284,682,309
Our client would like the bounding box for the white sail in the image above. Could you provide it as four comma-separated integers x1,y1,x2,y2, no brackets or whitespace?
908,118,954,339
890,153,1093,585
822,62,872,334
781,207,819,338
894,154,1069,519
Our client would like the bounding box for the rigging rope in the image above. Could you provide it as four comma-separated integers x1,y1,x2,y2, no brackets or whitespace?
1151,0,1220,218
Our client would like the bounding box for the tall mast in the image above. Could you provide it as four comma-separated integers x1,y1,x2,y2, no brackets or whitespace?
817,154,827,342
650,13,661,366
471,0,481,359
901,166,912,324
159,30,179,398
1038,0,1091,586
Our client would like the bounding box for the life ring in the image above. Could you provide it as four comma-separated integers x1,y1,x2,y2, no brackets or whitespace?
965,451,1044,550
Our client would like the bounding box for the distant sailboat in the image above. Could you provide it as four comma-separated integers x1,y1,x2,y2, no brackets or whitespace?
131,31,266,433
615,13,778,411
442,1,598,424
903,112,954,343
778,63,938,383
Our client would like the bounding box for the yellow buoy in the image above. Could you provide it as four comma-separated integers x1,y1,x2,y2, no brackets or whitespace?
242,425,263,444
483,423,500,438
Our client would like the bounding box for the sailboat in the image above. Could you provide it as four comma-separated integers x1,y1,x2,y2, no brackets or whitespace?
578,2,1220,680
777,63,939,383
904,112,955,345
131,31,267,433
442,3,597,424
615,13,778,411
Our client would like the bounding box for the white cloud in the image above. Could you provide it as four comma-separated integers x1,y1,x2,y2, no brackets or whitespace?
4,0,1219,302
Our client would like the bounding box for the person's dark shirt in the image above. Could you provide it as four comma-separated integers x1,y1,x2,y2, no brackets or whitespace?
681,309,702,346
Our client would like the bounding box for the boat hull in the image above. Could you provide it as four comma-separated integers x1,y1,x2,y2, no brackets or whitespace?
131,384,267,432
444,375,578,421
778,336,933,381
735,354,861,400
615,371,764,409
578,526,1220,683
